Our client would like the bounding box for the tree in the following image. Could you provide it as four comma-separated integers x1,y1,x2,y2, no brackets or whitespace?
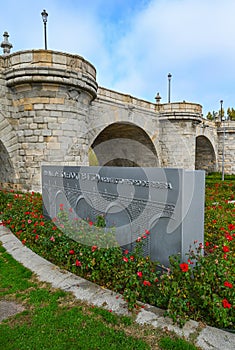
206,111,213,120
205,111,218,120
205,107,235,121
227,108,235,121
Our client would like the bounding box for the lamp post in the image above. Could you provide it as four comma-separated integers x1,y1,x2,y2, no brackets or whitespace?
220,100,225,181
168,73,172,103
41,9,48,50
220,99,223,121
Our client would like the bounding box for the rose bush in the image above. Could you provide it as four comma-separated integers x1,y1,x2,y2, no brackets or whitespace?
0,176,234,329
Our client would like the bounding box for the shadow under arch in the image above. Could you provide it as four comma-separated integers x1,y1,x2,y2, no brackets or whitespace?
195,135,217,173
0,139,15,185
90,122,159,167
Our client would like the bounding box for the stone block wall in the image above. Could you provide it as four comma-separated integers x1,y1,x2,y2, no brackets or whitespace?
0,49,234,192
0,50,97,191
217,122,235,174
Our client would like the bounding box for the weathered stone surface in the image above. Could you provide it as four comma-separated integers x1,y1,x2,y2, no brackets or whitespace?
0,49,234,191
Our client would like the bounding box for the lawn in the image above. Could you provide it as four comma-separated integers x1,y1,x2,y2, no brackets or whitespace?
0,174,234,331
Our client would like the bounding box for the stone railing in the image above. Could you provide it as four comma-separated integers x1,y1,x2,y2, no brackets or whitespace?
158,102,203,122
97,87,156,112
1,50,98,99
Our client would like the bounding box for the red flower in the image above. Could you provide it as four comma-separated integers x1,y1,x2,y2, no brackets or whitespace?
35,234,39,240
50,236,55,242
180,263,189,272
143,280,151,286
205,241,210,247
124,249,129,255
145,229,150,235
224,281,233,288
75,259,82,267
222,246,230,253
137,271,143,278
136,237,141,242
123,257,128,262
222,298,232,309
130,255,134,261
69,249,75,255
91,245,97,252
225,233,233,241
228,223,235,231
40,221,45,226
22,239,26,245
89,221,93,226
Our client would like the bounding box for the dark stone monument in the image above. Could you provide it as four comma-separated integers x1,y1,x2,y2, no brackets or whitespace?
42,166,205,267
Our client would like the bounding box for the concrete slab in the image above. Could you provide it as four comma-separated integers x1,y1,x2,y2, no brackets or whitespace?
196,326,235,350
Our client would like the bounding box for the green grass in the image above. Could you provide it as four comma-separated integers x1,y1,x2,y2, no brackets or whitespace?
159,336,199,350
0,244,201,349
0,246,34,296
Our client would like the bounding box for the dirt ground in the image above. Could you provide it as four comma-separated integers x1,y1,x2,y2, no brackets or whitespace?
0,300,25,322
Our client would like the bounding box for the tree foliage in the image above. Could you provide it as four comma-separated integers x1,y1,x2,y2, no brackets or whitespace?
227,108,235,121
206,107,235,121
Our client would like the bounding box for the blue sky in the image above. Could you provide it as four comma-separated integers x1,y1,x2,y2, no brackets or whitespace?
1,0,235,116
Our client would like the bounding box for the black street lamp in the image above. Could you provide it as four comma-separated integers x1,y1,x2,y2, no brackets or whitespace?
220,99,223,121
41,9,48,50
168,73,172,103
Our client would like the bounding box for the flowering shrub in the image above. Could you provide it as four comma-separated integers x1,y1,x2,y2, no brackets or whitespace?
0,177,234,329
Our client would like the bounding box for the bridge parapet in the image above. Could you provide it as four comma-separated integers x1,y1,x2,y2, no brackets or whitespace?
1,50,98,99
97,87,156,112
216,121,235,133
158,102,203,122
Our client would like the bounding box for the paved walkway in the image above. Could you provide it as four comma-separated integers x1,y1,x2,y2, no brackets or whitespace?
0,225,234,350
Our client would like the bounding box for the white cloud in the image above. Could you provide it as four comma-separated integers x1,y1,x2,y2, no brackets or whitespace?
108,0,235,111
1,0,235,113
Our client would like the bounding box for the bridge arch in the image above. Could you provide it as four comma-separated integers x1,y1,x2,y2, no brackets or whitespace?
89,122,159,167
195,135,217,173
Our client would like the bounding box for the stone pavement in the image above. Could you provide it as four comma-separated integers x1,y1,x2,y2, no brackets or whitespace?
0,225,234,350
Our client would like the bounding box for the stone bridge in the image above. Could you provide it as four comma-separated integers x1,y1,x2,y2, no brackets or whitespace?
0,50,234,191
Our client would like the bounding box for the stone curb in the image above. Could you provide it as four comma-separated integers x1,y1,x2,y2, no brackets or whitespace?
0,226,234,350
